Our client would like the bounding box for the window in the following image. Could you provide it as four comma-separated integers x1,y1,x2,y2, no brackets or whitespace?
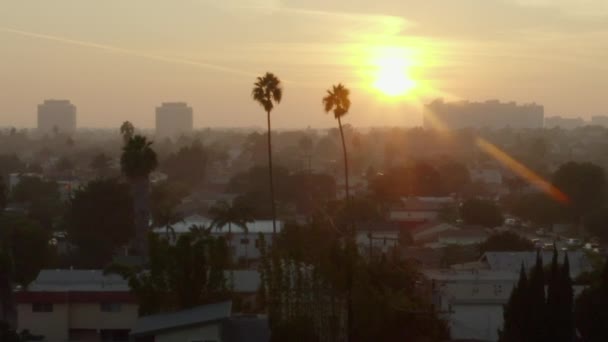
100,302,122,312
32,303,53,312
100,329,129,341
69,329,97,341
240,238,249,245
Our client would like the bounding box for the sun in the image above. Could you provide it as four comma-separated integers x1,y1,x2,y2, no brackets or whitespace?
372,54,417,97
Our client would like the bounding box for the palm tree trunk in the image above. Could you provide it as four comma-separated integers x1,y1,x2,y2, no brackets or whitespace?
267,110,277,235
132,177,150,257
338,117,350,204
337,117,354,342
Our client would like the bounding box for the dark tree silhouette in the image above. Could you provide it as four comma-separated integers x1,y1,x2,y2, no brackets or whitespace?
67,179,135,267
90,153,112,178
323,84,352,206
120,121,135,143
460,198,504,228
252,72,283,234
121,135,158,256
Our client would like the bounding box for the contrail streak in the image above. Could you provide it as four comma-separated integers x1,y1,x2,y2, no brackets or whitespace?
0,27,256,77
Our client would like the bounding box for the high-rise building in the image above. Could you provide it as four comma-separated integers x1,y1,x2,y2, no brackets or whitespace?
544,116,585,129
155,102,193,139
423,99,544,130
591,116,608,127
37,100,77,134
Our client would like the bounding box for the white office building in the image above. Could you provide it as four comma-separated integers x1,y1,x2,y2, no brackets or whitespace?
37,100,77,135
155,102,193,139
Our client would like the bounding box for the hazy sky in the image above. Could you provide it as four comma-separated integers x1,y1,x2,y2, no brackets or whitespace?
1,0,607,129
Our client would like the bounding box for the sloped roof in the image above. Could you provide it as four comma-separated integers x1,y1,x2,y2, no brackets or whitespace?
131,301,232,336
412,222,460,240
222,316,270,342
27,269,129,292
481,251,591,277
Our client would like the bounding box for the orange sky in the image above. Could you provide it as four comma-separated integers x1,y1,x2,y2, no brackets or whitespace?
1,0,607,129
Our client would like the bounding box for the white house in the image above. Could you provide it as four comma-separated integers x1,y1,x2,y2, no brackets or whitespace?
412,222,460,243
355,222,401,255
389,197,453,224
153,214,282,263
425,262,588,342
424,269,518,341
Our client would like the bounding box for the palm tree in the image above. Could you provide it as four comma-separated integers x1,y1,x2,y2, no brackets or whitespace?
121,135,158,256
209,199,254,264
120,121,135,143
252,72,283,234
323,84,352,203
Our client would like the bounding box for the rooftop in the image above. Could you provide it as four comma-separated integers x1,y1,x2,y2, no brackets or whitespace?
131,301,232,336
154,214,282,234
25,269,129,292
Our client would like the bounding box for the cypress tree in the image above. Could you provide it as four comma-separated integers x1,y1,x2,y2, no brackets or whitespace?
499,263,528,342
526,250,546,342
546,245,560,341
557,252,574,342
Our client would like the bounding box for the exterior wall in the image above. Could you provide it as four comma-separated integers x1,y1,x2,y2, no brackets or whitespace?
18,303,70,341
432,279,515,342
155,322,221,342
389,210,438,222
219,232,273,262
450,304,504,341
69,303,138,330
17,301,137,341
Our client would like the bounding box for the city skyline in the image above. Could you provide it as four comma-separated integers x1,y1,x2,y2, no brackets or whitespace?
1,0,608,129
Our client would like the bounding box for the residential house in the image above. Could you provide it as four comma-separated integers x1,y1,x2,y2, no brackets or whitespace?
425,257,588,342
355,222,402,255
424,269,518,341
15,269,137,342
154,214,282,264
131,301,270,342
389,197,454,226
437,229,490,247
479,251,591,278
412,222,460,244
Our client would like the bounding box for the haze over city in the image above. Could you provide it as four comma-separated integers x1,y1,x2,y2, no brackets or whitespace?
4,2,608,342
2,0,608,129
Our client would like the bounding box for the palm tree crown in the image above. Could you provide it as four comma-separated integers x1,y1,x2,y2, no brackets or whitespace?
121,135,158,179
252,72,283,113
323,83,351,118
209,200,255,234
120,121,135,143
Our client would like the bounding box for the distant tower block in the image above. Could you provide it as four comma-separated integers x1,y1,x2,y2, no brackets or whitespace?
155,102,194,139
423,99,544,130
37,99,77,135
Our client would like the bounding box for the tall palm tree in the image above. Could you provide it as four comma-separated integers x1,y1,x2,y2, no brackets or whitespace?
209,199,255,263
323,84,354,340
120,121,135,143
121,135,158,257
252,72,283,234
323,84,352,203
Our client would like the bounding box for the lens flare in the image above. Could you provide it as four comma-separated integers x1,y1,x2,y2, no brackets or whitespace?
475,138,569,204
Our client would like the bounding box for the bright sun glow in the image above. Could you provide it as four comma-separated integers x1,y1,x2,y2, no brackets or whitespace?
370,48,418,97
373,56,416,96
